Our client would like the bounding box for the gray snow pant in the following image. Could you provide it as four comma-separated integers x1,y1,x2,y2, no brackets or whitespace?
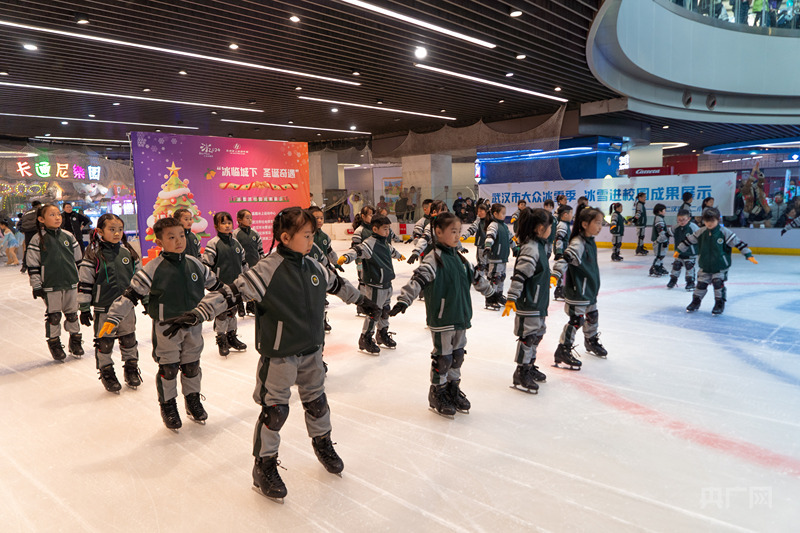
430,329,467,385
611,235,622,256
43,289,80,339
636,227,646,247
514,315,546,366
487,261,507,297
559,303,599,346
652,242,667,268
151,321,203,403
671,256,696,282
93,310,138,369
214,308,237,334
694,269,728,302
252,346,329,458
361,285,391,336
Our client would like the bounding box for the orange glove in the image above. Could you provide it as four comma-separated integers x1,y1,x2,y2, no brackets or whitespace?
550,276,558,287
673,251,680,258
460,236,467,242
98,322,116,338
398,255,406,261
747,256,758,264
337,256,347,266
501,300,516,317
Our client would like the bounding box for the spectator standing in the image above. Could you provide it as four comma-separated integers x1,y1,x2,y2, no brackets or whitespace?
769,192,787,228
19,200,42,273
61,202,92,252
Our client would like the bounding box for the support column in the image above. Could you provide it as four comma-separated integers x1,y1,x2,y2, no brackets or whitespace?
401,154,452,220
309,150,339,207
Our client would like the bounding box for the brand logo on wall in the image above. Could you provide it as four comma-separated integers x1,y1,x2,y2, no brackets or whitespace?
226,142,249,156
199,143,221,158
630,166,674,176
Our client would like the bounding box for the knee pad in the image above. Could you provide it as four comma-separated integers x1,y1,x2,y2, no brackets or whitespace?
93,336,115,353
64,312,78,323
684,260,695,271
568,314,585,329
520,334,543,347
46,312,62,325
302,393,329,419
586,310,599,325
260,404,290,431
712,278,724,290
118,332,137,349
382,305,390,320
431,352,454,374
696,281,709,290
451,348,465,368
180,360,201,378
158,363,180,381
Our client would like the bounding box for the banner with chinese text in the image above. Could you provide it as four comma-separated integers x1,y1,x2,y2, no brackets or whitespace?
131,132,309,259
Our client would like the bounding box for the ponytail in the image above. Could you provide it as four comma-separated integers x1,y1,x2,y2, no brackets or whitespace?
571,205,603,241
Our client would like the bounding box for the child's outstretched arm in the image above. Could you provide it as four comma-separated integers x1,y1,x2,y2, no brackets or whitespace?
391,255,437,315
721,227,757,263
98,266,153,337
674,226,704,257
201,239,217,268
483,221,498,251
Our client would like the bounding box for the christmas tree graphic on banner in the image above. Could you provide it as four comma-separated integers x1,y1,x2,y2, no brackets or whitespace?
145,162,210,242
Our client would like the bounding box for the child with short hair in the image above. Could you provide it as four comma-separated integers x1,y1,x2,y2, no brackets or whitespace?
173,208,201,258
677,207,757,315
552,205,607,369
552,204,573,300
502,208,553,393
412,199,434,243
203,212,249,356
649,203,671,277
608,202,625,262
632,191,649,256
99,217,221,429
460,202,491,270
162,207,380,501
668,209,699,290
543,198,558,257
483,203,513,310
26,204,84,360
680,191,694,214
78,214,142,392
234,208,266,316
390,212,498,417
338,216,405,354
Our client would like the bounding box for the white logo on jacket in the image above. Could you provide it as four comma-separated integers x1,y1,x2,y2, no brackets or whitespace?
191,273,199,282
310,274,320,286
122,257,130,265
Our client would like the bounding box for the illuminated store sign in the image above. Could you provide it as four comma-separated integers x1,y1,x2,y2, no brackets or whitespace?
16,159,101,180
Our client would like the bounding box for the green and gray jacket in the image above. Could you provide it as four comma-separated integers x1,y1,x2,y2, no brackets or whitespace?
310,228,337,269
677,225,752,273
413,215,431,239
633,200,647,227
507,238,550,317
610,212,625,236
398,244,494,332
484,219,511,263
672,221,699,258
554,220,572,258
184,228,201,259
194,245,362,358
553,234,600,306
651,214,670,243
352,223,373,246
341,234,402,288
78,240,140,313
26,228,82,292
547,214,558,247
203,233,248,285
234,226,266,267
106,251,219,323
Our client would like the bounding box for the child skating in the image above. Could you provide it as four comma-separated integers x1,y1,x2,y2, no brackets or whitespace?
543,198,558,258
308,206,341,333
668,209,699,290
483,203,513,310
632,191,649,256
173,208,202,259
552,204,573,301
609,202,625,262
234,208,266,316
649,203,671,277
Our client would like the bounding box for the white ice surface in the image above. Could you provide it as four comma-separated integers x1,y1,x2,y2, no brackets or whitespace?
0,241,798,532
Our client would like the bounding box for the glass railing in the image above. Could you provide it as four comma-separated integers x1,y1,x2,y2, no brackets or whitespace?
666,0,800,30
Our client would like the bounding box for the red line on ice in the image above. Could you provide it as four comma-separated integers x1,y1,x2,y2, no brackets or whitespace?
568,377,800,477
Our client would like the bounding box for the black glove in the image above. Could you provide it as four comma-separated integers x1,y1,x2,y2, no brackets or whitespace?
459,247,469,254
781,228,787,236
32,287,45,300
161,311,201,338
407,253,419,264
356,296,382,319
237,301,246,317
335,263,345,272
80,311,93,326
512,246,520,257
389,302,408,316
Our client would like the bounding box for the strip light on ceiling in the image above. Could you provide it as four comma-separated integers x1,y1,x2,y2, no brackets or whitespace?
414,64,568,103
221,119,371,135
33,136,130,143
298,96,456,120
0,19,361,86
339,0,496,48
0,81,262,112
0,112,198,129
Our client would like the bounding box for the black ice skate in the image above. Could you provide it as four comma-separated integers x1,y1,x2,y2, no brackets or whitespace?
711,299,725,316
312,432,344,475
686,296,702,313
375,328,396,348
648,266,663,277
667,276,678,289
246,301,256,316
216,333,230,357
553,285,564,301
584,335,608,358
123,360,142,389
47,337,67,361
324,319,332,333
657,265,670,276
610,253,621,262
446,379,471,413
485,298,502,310
428,384,456,418
98,364,122,393
511,365,539,394
553,343,582,370
68,333,84,357
159,398,182,430
685,281,695,291
635,246,649,256
358,333,381,354
252,455,287,503
227,330,247,351
185,392,208,423
529,362,547,382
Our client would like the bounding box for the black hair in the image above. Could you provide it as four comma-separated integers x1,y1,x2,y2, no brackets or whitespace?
637,191,647,199
32,200,42,208
556,194,567,203
570,204,604,240
153,217,182,239
543,198,554,208
677,209,692,218
269,206,316,253
63,202,72,207
173,208,192,220
35,203,61,252
517,199,527,206
701,207,721,222
422,199,433,207
84,213,139,267
557,204,573,219
236,208,252,221
701,196,714,209
430,200,449,216
577,196,588,205
682,191,694,202
516,208,550,245
352,204,375,229
653,203,666,215
490,203,505,218
371,216,391,229
432,211,460,234
213,211,233,228
306,205,323,215
608,202,622,215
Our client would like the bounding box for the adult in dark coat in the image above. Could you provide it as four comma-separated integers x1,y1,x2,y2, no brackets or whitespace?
61,202,91,252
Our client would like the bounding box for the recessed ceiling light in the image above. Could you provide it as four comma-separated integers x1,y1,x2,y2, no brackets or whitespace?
211,111,218,115
331,107,338,113
179,70,187,75
0,112,198,129
341,0,495,48
0,70,8,76
317,133,321,136
88,114,95,117
505,72,514,77
440,109,446,112
510,8,523,17
299,96,456,120
376,98,384,104
33,136,129,145
229,43,239,50
515,54,526,60
74,13,89,24
415,46,428,59
44,133,50,136
349,125,357,130
0,81,263,112
61,121,69,125
692,149,696,152
221,118,371,134
393,117,401,121
498,99,505,103
23,43,38,51
288,121,293,124
295,86,302,90
414,64,568,103
289,15,300,23
155,129,161,132
662,125,669,129
0,20,361,87
352,69,360,76
554,86,562,91
142,88,151,92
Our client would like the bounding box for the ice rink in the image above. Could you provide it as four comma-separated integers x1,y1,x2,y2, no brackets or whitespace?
0,240,798,532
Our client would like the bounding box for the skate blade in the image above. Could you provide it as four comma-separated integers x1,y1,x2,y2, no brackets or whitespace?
166,427,180,433
70,353,83,359
552,362,581,371
186,414,208,424
587,353,607,359
125,384,139,390
510,385,538,394
454,408,470,414
251,486,285,504
428,407,455,419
